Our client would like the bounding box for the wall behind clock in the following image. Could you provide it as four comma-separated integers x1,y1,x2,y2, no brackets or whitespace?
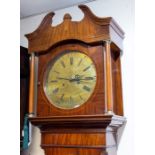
20,0,135,155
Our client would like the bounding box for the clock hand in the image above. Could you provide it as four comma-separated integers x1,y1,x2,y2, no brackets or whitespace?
78,77,95,81
57,76,95,83
57,77,82,83
56,77,78,82
57,77,71,81
70,76,95,84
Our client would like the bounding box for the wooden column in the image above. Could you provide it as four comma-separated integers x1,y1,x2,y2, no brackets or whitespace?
104,41,114,114
28,53,35,116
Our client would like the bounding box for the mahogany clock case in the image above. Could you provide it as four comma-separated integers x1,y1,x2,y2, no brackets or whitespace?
37,43,105,117
26,5,126,155
36,41,123,117
25,5,125,118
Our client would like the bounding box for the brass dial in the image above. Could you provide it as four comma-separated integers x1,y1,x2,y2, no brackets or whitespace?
44,51,97,109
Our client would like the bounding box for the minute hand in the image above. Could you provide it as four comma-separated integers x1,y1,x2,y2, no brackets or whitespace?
78,77,94,81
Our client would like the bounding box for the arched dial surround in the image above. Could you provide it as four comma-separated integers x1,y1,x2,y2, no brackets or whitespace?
44,51,97,109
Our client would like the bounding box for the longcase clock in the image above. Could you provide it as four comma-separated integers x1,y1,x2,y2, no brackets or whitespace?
26,5,126,155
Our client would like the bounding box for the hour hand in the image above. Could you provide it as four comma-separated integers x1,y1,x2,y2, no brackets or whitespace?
57,77,71,81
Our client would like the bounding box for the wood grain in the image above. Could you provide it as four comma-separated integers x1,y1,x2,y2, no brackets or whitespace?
25,5,124,53
111,51,124,116
28,53,35,114
104,41,114,113
26,4,126,155
29,115,125,155
37,43,105,116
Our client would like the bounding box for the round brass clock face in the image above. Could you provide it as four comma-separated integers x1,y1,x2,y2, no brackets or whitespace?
44,51,97,109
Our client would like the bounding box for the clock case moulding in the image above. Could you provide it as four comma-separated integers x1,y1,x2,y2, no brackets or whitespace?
26,5,126,155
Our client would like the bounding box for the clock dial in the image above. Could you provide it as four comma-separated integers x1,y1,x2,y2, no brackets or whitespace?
44,51,97,109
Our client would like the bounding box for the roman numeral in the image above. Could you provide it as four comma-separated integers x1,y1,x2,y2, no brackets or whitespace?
83,66,91,72
83,85,91,92
53,88,59,94
60,61,65,68
70,57,73,65
79,95,84,101
60,94,64,101
50,80,58,83
69,96,73,104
